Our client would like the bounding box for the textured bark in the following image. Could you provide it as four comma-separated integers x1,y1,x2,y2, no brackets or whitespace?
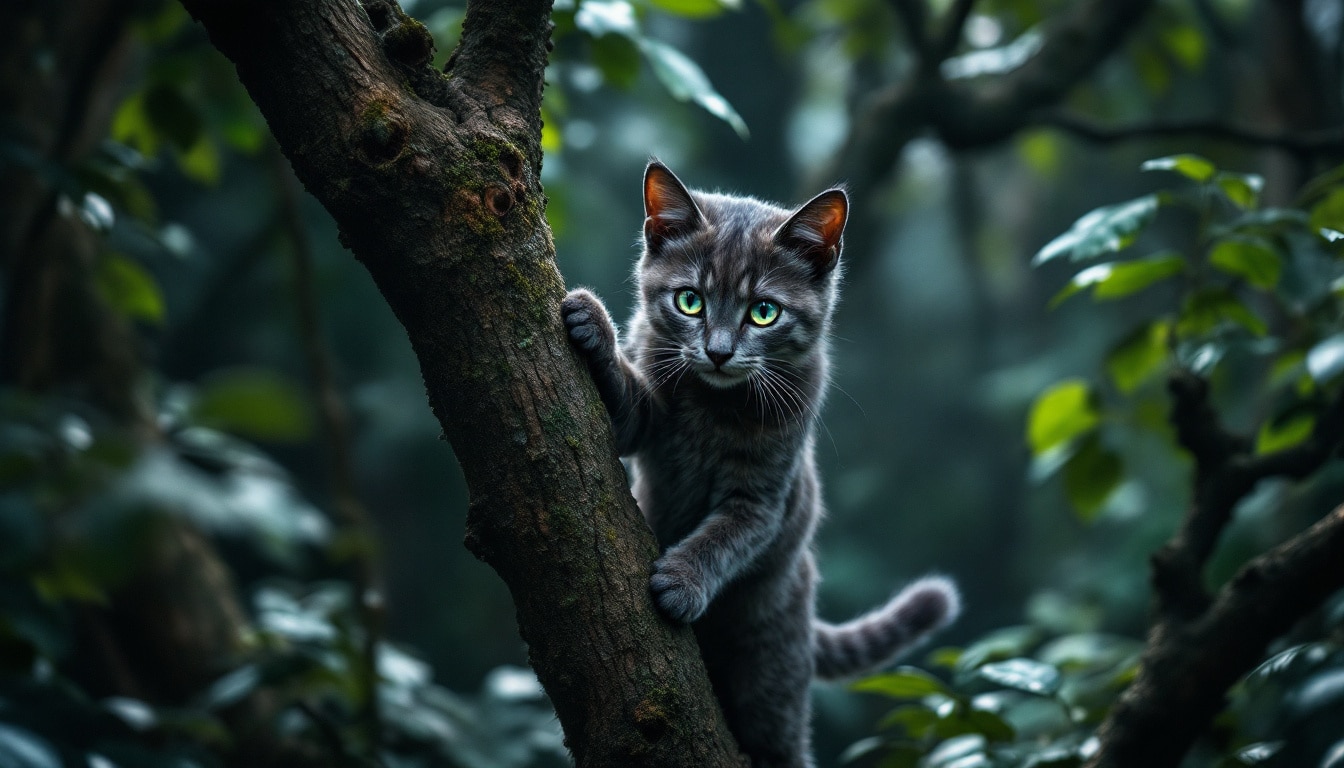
175,0,745,765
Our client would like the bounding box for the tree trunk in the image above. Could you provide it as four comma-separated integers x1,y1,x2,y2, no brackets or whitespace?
175,0,746,765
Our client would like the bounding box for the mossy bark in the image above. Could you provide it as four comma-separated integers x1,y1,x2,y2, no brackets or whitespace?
176,0,746,765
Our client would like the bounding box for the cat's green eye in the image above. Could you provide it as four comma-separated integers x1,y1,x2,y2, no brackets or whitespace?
675,289,704,316
748,300,780,327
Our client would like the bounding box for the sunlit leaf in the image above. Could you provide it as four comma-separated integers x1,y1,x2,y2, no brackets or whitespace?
1310,187,1344,232
201,664,261,709
1209,237,1281,288
928,646,962,669
838,736,885,764
925,734,988,768
573,0,638,37
957,626,1042,671
1233,742,1284,765
851,667,949,698
96,254,165,325
177,136,221,185
1307,333,1344,383
111,93,159,157
1033,195,1160,265
1037,633,1143,671
190,368,314,442
1106,320,1170,393
1256,413,1314,455
1017,131,1060,176
1140,154,1214,183
977,658,1062,696
648,0,739,17
1026,379,1099,456
1215,172,1263,210
1049,252,1184,307
1161,23,1206,71
1062,436,1122,522
638,38,749,138
0,724,60,768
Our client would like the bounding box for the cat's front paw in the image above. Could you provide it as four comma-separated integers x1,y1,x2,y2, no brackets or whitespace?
650,554,710,623
561,289,617,362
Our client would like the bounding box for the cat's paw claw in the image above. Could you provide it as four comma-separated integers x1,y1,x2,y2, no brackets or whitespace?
561,290,614,358
650,556,709,623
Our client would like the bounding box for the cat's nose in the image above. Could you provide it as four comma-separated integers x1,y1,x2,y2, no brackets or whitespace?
707,349,733,368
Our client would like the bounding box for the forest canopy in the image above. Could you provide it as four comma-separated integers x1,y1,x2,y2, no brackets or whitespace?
1,0,1343,767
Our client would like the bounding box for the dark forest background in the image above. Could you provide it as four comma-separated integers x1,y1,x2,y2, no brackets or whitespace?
3,0,1344,766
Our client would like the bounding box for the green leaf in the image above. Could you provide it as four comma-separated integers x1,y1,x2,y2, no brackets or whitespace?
1209,237,1281,289
957,626,1042,671
590,33,642,89
877,704,938,736
976,658,1062,696
1177,290,1267,337
928,646,962,669
838,736,885,764
638,38,749,138
965,708,1015,742
111,93,159,157
1256,413,1314,455
1062,436,1122,522
648,0,739,17
1050,252,1184,307
190,368,314,442
177,136,221,185
0,724,60,768
1161,23,1206,71
1106,320,1171,393
851,667,949,699
1140,154,1215,183
1307,333,1344,383
1033,195,1160,265
96,253,165,325
1215,172,1264,210
573,0,639,37
1026,379,1099,456
1310,187,1344,232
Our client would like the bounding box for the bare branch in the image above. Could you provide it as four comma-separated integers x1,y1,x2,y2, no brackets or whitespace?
931,0,977,61
1039,111,1344,155
886,0,931,61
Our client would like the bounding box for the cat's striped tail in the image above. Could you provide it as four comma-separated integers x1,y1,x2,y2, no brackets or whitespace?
813,576,960,680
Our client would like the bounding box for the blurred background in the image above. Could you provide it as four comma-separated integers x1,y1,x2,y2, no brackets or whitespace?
3,0,1344,766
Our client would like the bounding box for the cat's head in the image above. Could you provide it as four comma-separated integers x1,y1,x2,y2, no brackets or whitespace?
636,161,847,391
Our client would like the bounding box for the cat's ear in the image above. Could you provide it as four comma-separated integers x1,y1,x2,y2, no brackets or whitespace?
774,188,848,276
644,161,704,251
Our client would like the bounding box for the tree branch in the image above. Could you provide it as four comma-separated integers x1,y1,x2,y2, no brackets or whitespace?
1038,111,1344,154
179,0,745,765
1088,373,1344,767
823,0,1155,267
1089,504,1344,768
931,0,976,61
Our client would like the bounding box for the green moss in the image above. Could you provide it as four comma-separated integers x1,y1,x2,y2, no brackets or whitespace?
384,16,435,68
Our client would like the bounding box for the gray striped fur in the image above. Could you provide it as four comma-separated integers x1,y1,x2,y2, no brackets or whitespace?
561,162,959,767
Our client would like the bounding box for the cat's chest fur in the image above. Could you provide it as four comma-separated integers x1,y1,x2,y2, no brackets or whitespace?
631,388,806,548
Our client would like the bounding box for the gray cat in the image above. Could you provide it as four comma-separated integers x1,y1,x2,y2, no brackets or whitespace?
561,162,959,768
